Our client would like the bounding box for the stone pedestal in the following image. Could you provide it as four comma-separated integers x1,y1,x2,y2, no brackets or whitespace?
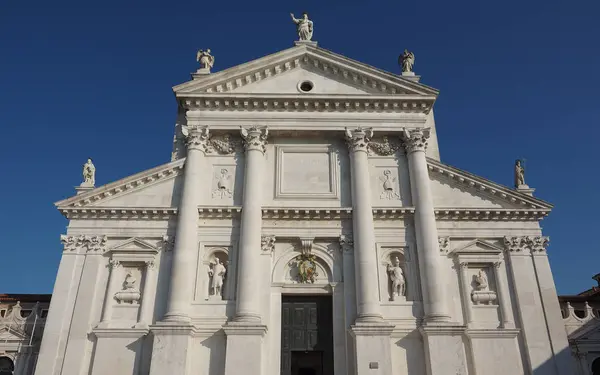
420,325,468,375
222,323,267,375
148,324,195,375
91,328,148,375
350,323,395,375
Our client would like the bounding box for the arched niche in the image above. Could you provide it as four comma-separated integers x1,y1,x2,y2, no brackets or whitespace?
272,244,338,285
0,356,14,375
592,357,600,375
378,247,417,303
202,247,232,301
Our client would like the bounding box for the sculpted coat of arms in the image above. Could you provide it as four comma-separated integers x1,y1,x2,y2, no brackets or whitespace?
290,254,319,283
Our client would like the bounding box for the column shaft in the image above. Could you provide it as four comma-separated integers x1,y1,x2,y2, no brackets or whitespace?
137,261,158,327
403,128,450,322
493,262,513,328
459,264,473,327
164,127,208,322
345,128,382,322
99,260,121,323
234,126,268,322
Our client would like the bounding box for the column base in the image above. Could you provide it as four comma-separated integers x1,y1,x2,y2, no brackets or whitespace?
419,324,468,375
350,322,395,375
222,322,267,375
148,322,195,375
162,311,192,323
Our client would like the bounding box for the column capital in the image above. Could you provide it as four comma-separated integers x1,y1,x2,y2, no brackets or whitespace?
338,234,354,253
402,128,430,153
182,125,210,152
344,127,373,153
240,126,269,154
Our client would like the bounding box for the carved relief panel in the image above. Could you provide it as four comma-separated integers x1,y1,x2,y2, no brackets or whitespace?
368,142,411,206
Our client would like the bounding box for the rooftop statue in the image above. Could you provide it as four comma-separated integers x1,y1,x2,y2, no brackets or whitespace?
290,12,314,41
196,49,215,73
514,159,526,188
399,49,415,73
82,158,95,187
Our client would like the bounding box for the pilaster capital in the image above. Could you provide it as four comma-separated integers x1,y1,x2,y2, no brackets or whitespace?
240,126,269,154
108,259,121,269
503,236,526,252
344,127,373,153
161,235,175,253
145,260,156,269
503,236,549,253
438,236,450,254
181,125,210,152
402,128,430,153
339,234,354,253
261,235,276,253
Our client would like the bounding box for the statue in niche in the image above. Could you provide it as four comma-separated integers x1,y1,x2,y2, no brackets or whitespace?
82,158,95,187
380,170,400,200
212,168,233,199
123,272,136,290
114,271,141,304
196,49,215,73
473,269,488,291
399,49,415,73
387,256,406,301
514,159,526,187
290,12,314,41
208,258,227,299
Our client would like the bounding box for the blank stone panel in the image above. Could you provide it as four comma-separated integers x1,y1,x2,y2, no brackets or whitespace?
275,145,339,199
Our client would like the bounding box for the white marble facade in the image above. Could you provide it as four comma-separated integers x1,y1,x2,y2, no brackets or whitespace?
35,41,574,375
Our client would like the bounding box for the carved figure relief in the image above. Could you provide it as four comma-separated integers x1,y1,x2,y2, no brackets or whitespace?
470,268,497,305
380,170,400,200
290,254,319,283
208,258,227,299
387,256,406,301
212,168,233,199
114,271,141,304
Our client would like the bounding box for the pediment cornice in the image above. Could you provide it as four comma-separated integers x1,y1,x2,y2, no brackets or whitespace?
173,45,438,114
55,159,184,210
427,158,553,212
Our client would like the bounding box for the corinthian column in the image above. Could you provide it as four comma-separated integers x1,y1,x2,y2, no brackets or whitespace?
163,126,209,322
403,128,450,323
345,127,383,323
234,126,269,322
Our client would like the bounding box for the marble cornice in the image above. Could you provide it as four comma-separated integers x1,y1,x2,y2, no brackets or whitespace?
434,209,549,221
59,207,176,220
180,95,434,114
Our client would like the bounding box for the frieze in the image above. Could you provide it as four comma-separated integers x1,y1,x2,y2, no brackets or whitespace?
61,234,108,253
368,136,401,156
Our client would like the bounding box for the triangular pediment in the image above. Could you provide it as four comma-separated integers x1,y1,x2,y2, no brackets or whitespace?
174,44,438,98
110,237,158,253
453,239,504,255
0,326,27,342
428,158,553,215
569,319,600,341
55,159,184,211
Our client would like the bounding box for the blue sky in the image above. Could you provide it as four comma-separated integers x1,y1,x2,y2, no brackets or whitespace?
0,0,598,295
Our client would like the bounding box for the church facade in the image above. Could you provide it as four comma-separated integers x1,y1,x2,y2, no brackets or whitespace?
35,26,574,375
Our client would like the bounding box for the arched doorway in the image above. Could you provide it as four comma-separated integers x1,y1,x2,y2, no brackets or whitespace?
0,356,14,375
592,357,600,375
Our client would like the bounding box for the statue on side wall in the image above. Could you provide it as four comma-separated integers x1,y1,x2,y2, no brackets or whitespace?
208,258,227,299
514,159,526,187
82,158,95,187
290,12,314,41
473,269,489,291
387,256,406,300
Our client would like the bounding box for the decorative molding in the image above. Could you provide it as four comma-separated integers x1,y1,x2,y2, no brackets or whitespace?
180,96,433,114
368,136,401,156
198,206,241,218
298,237,314,255
438,237,450,254
345,127,373,153
261,235,276,253
59,208,177,220
503,236,550,253
212,168,234,199
427,158,552,210
379,170,400,200
240,126,269,154
206,134,242,155
145,260,156,269
339,234,354,253
434,209,549,221
61,234,107,253
108,259,121,269
402,128,430,153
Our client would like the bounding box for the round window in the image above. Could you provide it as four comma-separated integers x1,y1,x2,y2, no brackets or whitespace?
298,80,314,92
